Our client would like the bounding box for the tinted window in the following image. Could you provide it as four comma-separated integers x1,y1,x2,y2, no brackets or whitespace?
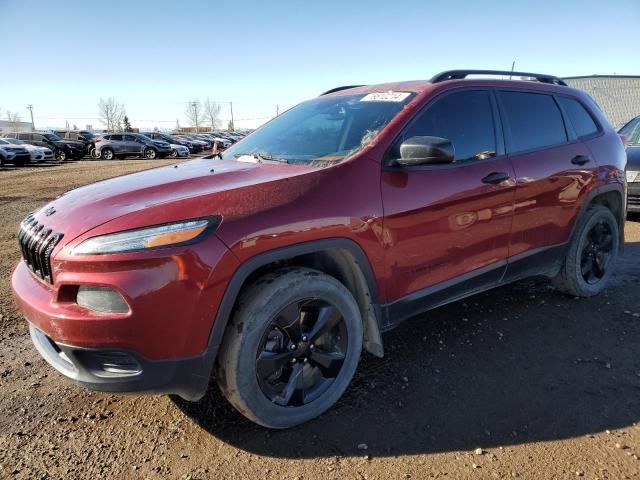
557,96,598,138
500,91,567,152
619,117,640,145
110,134,123,141
18,133,32,140
124,135,136,141
403,90,496,162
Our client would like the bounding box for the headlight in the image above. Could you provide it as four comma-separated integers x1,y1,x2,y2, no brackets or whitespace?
73,217,220,255
626,170,640,183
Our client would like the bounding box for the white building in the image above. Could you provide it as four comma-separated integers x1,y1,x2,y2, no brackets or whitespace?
0,120,33,134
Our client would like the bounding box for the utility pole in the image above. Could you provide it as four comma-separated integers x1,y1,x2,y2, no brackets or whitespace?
228,102,235,132
509,60,516,80
190,101,200,132
27,104,35,130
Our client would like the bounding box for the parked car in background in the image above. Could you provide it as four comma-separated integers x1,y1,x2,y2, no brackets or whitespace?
10,70,626,429
197,133,231,149
177,134,211,149
170,143,189,157
2,132,85,161
55,130,97,157
141,132,196,153
95,133,172,160
1,137,52,163
0,138,31,166
619,115,640,213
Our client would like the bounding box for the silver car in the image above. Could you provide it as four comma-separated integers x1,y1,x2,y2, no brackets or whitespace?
95,133,172,160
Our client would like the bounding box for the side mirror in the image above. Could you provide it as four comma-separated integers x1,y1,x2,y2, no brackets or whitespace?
397,136,454,166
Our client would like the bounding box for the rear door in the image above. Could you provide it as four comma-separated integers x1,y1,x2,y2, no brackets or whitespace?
497,89,598,264
109,134,124,153
381,88,516,307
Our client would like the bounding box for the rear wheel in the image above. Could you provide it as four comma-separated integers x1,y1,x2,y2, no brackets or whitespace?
144,147,157,159
101,148,114,160
216,268,363,429
171,149,178,158
553,205,619,297
54,149,67,162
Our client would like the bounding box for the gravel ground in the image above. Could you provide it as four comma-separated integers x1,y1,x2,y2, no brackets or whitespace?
1,160,639,479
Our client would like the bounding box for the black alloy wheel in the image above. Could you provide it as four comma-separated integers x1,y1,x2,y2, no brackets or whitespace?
256,299,348,407
580,220,614,285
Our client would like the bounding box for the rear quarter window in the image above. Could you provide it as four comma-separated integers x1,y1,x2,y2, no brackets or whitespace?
499,91,567,153
557,96,599,138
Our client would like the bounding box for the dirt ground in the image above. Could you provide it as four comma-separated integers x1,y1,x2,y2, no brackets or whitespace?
1,160,639,479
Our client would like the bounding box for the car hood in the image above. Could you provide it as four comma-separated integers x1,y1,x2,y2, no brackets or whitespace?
31,157,324,245
626,146,640,170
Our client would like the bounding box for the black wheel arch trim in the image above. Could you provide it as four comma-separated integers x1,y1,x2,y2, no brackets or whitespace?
570,183,625,254
206,238,382,363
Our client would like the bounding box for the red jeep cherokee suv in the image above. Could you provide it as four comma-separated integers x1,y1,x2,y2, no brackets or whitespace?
12,70,626,428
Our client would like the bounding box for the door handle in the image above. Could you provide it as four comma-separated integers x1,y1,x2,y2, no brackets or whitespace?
482,172,511,184
571,155,592,166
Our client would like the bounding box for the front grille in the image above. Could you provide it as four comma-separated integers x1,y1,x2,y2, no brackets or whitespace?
18,214,63,283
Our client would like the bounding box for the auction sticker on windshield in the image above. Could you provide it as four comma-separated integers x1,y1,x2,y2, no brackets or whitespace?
360,92,411,102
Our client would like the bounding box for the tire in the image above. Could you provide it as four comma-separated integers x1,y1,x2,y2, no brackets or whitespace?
89,147,96,158
552,205,619,297
144,147,157,159
54,149,67,162
216,267,363,429
171,149,178,158
101,148,114,160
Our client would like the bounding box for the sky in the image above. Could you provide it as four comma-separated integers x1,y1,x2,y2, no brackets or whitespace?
0,0,638,131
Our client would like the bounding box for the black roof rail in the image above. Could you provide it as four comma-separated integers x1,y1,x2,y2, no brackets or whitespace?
320,85,365,96
431,70,568,86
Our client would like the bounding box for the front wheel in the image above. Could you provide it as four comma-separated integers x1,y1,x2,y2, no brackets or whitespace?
101,148,114,160
54,149,67,162
216,268,363,429
553,205,620,297
144,147,157,159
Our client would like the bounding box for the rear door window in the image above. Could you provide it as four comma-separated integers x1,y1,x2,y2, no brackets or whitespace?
557,96,599,138
110,134,123,141
499,91,567,153
402,90,497,162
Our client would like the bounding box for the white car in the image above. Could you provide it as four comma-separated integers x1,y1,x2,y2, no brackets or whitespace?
0,138,31,165
1,137,52,163
170,144,189,158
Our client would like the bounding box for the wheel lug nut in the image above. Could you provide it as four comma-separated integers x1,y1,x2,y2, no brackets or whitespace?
291,358,297,364
309,344,315,350
289,344,296,350
303,357,308,363
302,335,308,342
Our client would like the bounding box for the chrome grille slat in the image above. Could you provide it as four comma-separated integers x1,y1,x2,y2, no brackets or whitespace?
17,214,63,284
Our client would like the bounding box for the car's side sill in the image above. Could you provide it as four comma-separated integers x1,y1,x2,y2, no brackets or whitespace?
380,243,566,331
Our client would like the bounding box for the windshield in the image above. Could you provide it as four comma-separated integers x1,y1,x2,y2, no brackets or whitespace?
0,139,9,145
44,133,62,141
222,92,414,165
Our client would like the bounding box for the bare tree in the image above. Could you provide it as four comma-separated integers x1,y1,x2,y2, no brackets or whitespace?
184,100,204,132
6,110,22,130
98,97,126,131
203,98,221,130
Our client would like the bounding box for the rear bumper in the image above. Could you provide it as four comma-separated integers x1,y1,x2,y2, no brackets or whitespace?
29,324,213,400
628,183,640,212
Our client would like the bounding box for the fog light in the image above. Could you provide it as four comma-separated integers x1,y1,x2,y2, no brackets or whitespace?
77,286,129,314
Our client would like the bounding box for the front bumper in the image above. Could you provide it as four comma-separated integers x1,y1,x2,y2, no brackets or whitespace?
628,183,640,212
29,324,213,400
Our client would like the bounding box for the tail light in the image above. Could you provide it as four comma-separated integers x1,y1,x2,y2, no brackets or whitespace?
95,138,101,143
